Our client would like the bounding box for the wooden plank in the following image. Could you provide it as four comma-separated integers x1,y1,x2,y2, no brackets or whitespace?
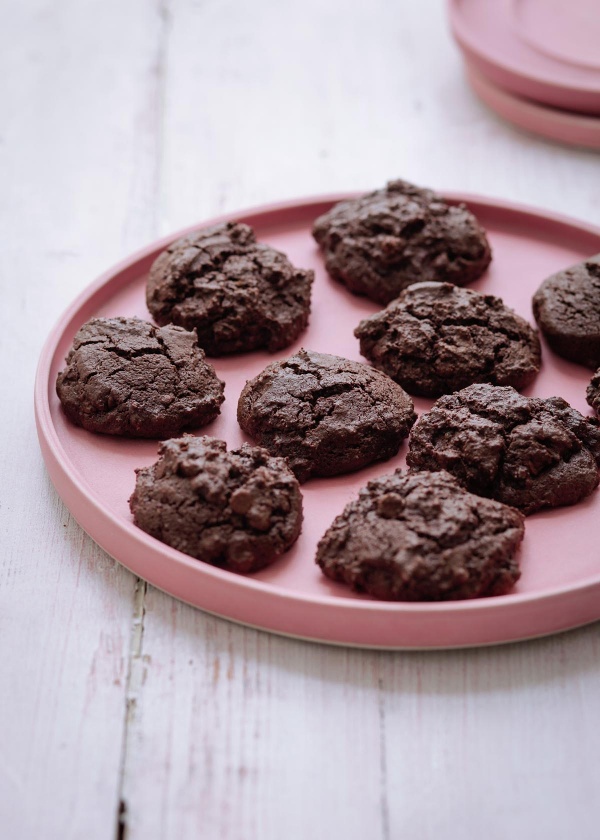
382,629,600,838
0,1,166,837
121,599,600,840
120,591,387,840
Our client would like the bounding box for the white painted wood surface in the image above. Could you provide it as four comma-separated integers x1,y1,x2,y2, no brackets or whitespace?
1,1,599,838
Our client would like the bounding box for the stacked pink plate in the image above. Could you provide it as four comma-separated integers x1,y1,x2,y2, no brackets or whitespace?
449,0,600,149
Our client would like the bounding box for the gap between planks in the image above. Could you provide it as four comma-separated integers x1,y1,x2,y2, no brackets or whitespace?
115,1,171,836
115,578,148,840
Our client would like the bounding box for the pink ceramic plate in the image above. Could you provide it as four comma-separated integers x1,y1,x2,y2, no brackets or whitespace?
449,0,600,115
35,195,600,649
466,63,600,150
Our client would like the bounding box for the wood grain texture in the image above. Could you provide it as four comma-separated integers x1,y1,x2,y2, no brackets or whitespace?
2,0,600,838
120,597,600,840
0,1,163,837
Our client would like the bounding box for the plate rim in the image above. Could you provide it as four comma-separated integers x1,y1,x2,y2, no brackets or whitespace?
34,192,600,647
465,62,600,150
467,64,600,127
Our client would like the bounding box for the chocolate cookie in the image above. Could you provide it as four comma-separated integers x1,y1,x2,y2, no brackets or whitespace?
355,282,541,397
532,255,600,369
56,317,225,438
316,470,524,601
407,384,600,515
586,368,600,416
129,436,302,573
237,349,416,482
147,221,313,355
312,179,491,305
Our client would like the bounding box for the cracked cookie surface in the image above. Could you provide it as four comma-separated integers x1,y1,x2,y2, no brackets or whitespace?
56,317,225,438
237,349,416,482
532,255,600,369
129,436,303,573
316,470,524,600
146,221,313,355
407,383,600,514
355,282,541,397
312,179,492,305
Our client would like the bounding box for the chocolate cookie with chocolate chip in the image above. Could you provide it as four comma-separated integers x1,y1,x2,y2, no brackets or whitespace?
532,255,600,369
407,383,600,515
355,282,541,397
312,179,491,305
147,221,313,355
129,436,303,573
237,349,416,482
316,470,524,601
56,317,224,438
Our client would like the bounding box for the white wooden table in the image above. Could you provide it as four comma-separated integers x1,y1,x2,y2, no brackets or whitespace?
2,2,600,838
